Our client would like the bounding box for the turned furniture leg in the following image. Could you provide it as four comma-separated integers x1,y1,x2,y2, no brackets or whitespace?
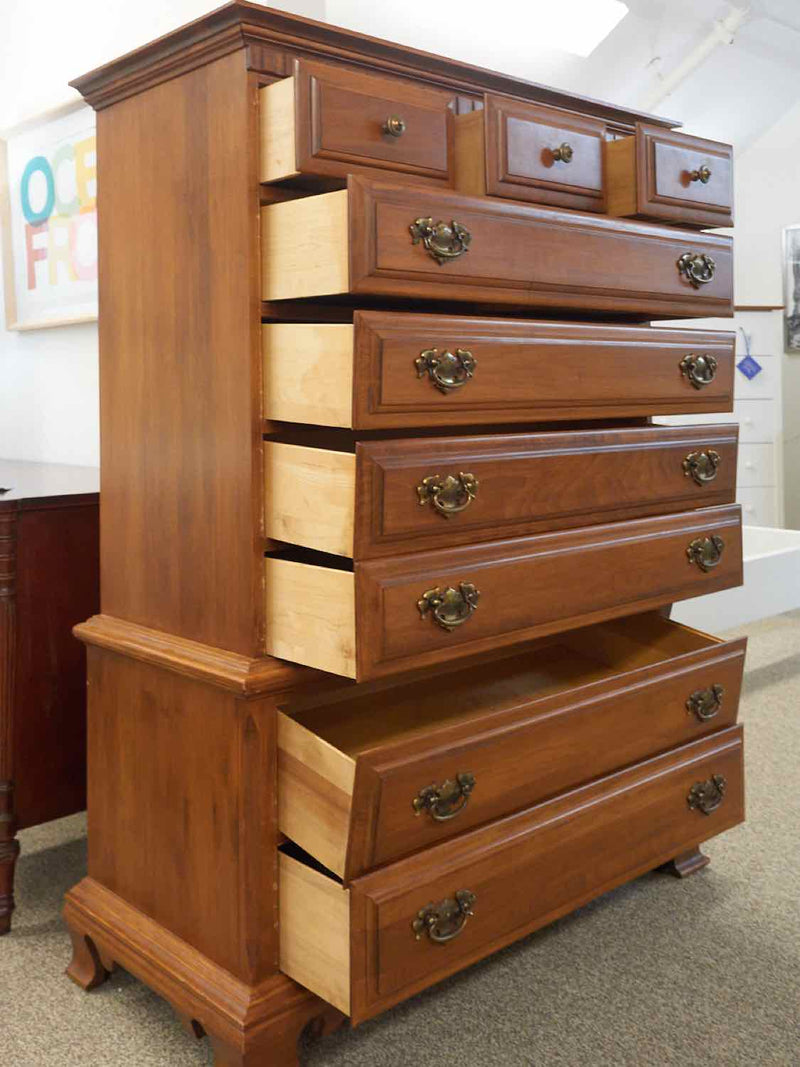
660,846,710,879
66,928,112,991
0,783,19,936
206,1004,347,1067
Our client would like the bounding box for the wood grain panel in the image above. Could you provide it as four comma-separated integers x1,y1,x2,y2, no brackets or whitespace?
97,52,264,655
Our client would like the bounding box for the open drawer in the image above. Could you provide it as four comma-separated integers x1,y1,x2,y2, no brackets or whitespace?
279,727,744,1023
277,612,746,881
264,504,743,679
264,423,738,558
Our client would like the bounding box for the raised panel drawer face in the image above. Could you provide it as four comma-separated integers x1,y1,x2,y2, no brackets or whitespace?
455,96,605,211
264,504,743,679
265,423,739,559
277,613,746,882
606,124,733,228
263,314,736,429
260,59,455,185
279,727,744,1023
261,176,733,318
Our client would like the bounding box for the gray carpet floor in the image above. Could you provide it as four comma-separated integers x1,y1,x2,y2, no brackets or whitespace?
3,611,799,1066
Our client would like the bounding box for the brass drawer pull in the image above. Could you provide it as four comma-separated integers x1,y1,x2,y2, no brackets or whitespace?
689,164,712,184
417,472,479,517
687,773,727,815
410,217,472,265
680,352,718,390
415,347,477,393
413,889,476,944
687,684,725,722
418,582,480,631
687,534,724,572
413,772,476,821
551,141,574,163
677,252,716,288
683,449,721,486
382,115,406,137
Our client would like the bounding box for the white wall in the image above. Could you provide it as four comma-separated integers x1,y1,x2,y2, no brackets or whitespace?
0,0,322,466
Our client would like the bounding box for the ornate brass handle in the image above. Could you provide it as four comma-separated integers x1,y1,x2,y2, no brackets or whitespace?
687,684,724,722
410,218,472,265
687,534,725,573
382,115,406,137
413,773,476,821
680,353,718,390
417,472,479,518
551,142,574,163
689,164,712,183
677,252,716,289
415,348,477,393
413,889,476,943
683,449,721,486
687,773,727,815
418,583,480,631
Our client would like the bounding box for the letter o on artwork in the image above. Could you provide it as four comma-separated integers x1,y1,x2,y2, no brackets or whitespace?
20,155,55,225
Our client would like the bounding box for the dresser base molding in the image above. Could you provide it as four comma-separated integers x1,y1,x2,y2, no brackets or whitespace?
64,878,347,1066
659,847,711,878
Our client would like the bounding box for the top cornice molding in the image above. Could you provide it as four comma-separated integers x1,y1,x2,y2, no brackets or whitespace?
70,0,680,129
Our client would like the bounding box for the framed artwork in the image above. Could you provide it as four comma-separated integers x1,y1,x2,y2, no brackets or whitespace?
784,224,800,353
0,101,97,331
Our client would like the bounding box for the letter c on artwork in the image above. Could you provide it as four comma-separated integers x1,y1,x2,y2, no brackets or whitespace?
20,155,55,225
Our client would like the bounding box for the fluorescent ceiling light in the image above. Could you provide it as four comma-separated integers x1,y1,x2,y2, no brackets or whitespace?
534,0,629,57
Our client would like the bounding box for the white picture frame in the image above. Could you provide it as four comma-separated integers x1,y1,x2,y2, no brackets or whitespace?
0,101,97,331
783,224,800,353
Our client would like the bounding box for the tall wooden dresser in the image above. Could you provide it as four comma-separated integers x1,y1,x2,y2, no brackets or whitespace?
64,4,746,1064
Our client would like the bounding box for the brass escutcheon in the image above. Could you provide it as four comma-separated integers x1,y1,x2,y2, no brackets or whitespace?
415,347,477,393
683,449,721,486
417,472,479,518
410,217,472,265
677,252,716,288
680,353,718,390
687,684,725,722
413,773,476,821
413,889,476,943
382,115,406,137
551,142,574,163
418,583,480,631
687,773,727,815
690,164,712,183
687,534,725,572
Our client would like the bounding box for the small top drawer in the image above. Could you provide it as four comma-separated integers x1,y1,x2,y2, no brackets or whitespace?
456,95,605,212
606,124,733,228
260,58,456,186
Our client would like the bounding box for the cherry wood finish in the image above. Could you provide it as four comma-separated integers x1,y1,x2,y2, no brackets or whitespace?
264,312,735,429
279,613,745,881
0,461,98,934
606,124,733,228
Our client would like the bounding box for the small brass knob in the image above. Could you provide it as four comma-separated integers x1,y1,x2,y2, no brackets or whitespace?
417,472,479,518
680,353,718,390
413,773,476,821
382,115,406,137
687,534,725,573
687,774,727,815
418,583,480,631
683,449,721,487
677,252,716,288
551,142,574,163
690,164,712,183
413,890,476,943
687,684,724,722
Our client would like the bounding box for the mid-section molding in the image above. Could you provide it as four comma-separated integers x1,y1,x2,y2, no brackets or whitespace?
74,615,320,697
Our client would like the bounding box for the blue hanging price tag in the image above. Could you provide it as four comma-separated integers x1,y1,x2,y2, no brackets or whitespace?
737,355,763,381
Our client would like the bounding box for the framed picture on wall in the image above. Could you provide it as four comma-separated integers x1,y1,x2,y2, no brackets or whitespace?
0,101,97,331
784,224,800,353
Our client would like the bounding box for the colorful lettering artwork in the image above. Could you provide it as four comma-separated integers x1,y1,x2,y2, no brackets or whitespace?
2,104,98,329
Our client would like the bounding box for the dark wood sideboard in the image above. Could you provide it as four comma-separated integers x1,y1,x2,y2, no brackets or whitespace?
62,3,745,1064
0,460,99,933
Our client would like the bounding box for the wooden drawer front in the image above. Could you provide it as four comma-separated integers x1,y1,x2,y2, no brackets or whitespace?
280,727,744,1022
278,613,745,881
457,96,605,211
264,504,743,679
260,59,455,185
263,314,736,429
607,125,733,228
261,176,733,318
265,424,739,558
